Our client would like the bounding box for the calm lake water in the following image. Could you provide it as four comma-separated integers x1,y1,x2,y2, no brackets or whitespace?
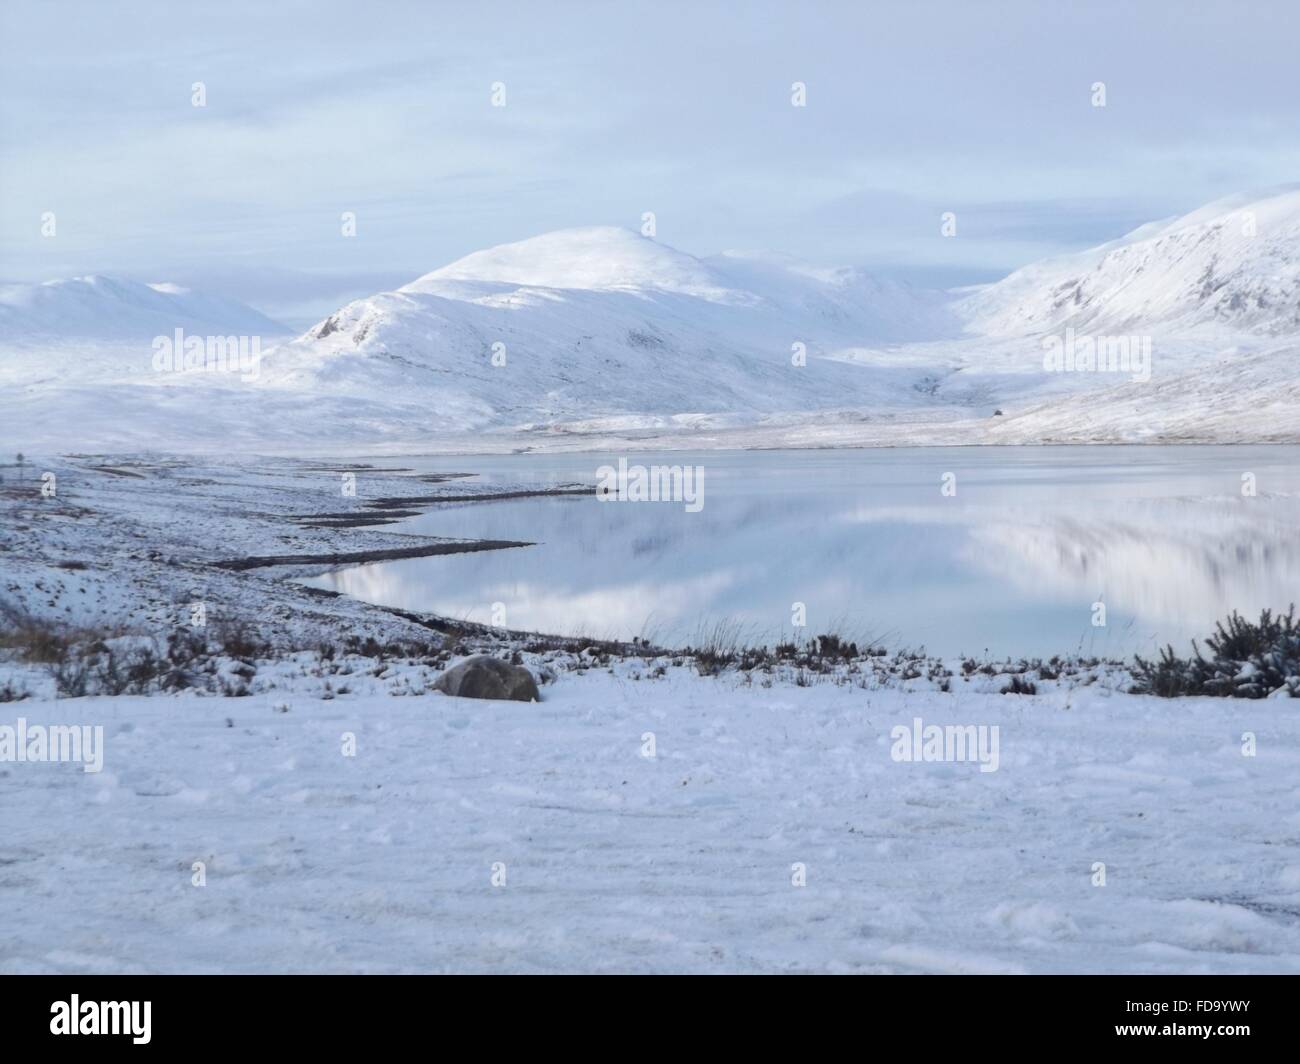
300,446,1300,658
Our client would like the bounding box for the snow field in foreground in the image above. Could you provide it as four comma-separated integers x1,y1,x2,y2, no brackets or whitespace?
3,665,1300,974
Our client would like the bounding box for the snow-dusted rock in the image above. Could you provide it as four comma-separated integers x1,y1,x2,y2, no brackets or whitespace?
433,655,540,702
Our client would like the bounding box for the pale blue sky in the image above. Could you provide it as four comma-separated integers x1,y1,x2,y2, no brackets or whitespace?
3,0,1299,325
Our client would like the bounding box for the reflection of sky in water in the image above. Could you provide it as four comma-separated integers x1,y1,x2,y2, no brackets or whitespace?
300,447,1300,657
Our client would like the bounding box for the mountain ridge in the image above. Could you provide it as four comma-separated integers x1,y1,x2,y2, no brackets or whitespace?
960,187,1300,337
0,275,288,341
3,190,1298,450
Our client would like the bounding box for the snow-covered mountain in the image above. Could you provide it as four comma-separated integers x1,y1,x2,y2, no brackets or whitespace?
0,275,286,341
255,226,959,433
2,195,1298,452
0,277,292,451
960,188,1300,337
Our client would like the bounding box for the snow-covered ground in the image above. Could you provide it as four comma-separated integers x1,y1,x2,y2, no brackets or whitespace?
2,454,1298,973
0,453,559,649
4,662,1300,974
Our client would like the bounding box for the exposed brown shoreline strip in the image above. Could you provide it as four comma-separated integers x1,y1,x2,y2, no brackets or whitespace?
366,486,589,508
212,539,534,571
292,510,424,528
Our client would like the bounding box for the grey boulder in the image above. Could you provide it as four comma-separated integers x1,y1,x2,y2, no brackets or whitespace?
433,655,541,702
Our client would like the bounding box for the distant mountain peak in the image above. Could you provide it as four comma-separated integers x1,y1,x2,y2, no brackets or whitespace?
404,226,737,300
0,274,288,340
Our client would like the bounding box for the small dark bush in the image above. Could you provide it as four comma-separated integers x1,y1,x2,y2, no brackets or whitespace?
167,628,208,666
124,646,161,694
0,607,72,663
48,656,91,698
94,648,130,696
1133,606,1300,699
1000,674,1037,695
215,620,264,660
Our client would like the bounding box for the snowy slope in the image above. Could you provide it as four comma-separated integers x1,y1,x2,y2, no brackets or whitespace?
0,277,295,450
251,226,959,436
981,342,1300,444
960,188,1300,337
0,275,285,341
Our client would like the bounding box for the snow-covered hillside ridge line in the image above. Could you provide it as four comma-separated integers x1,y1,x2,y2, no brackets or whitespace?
0,275,286,341
258,187,1300,446
959,187,1300,337
3,189,1300,450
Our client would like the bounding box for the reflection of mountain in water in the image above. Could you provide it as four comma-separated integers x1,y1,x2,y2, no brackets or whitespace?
301,451,1300,657
963,498,1300,631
